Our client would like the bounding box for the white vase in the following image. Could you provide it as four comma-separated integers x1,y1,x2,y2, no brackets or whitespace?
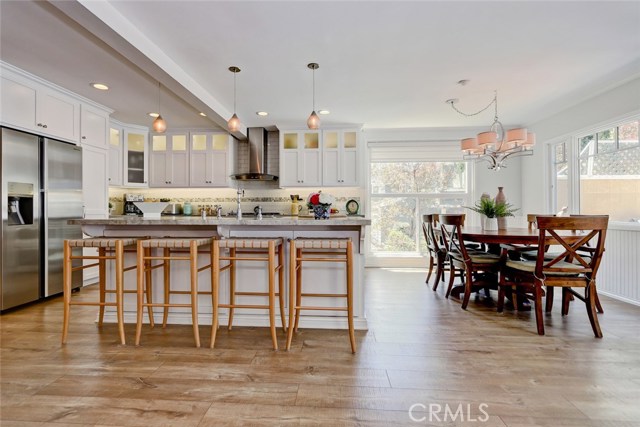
482,216,498,231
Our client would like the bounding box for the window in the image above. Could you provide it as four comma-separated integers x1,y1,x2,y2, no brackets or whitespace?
578,120,640,221
370,161,468,254
550,140,570,213
549,118,640,222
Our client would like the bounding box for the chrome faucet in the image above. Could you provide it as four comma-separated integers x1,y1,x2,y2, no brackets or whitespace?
236,188,244,220
215,205,222,219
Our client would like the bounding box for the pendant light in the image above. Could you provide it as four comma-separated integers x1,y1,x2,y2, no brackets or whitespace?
307,62,320,130
227,66,241,132
152,82,167,133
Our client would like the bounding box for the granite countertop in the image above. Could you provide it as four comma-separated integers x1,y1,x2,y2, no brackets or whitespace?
71,215,371,226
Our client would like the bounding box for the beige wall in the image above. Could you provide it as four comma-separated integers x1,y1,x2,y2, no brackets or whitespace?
580,178,640,221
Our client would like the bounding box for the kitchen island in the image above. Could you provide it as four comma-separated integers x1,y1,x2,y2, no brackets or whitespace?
71,215,371,330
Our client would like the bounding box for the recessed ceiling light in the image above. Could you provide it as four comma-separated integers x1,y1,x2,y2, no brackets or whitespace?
256,111,268,116
90,82,109,91
318,110,330,115
148,112,159,118
199,112,207,117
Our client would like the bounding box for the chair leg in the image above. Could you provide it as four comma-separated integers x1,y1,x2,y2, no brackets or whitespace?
426,256,434,285
497,272,506,313
268,242,278,350
545,286,554,313
461,268,472,310
445,265,455,299
594,287,604,314
61,241,72,344
562,288,571,316
278,244,287,333
228,248,236,330
190,242,200,348
586,284,603,338
145,248,154,328
98,248,106,326
286,240,296,351
294,248,303,332
210,242,220,349
162,248,171,328
135,241,145,346
534,282,545,335
346,242,356,354
115,241,126,346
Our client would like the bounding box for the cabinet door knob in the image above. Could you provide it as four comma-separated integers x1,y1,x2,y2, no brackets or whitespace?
43,124,48,128
37,123,43,127
82,136,87,140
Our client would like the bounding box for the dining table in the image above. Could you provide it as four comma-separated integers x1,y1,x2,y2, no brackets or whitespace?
442,226,588,305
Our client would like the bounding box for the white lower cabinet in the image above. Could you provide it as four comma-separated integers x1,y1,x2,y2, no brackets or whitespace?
82,145,109,218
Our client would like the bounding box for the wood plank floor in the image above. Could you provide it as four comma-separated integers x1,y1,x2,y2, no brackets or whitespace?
2,268,640,426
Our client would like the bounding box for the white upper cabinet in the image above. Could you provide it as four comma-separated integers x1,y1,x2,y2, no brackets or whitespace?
36,87,80,142
150,132,189,187
123,127,149,187
80,104,109,149
1,62,111,145
189,132,231,187
0,72,37,131
322,129,359,186
279,130,321,187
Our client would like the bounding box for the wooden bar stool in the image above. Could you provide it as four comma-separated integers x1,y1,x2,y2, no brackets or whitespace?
286,238,356,353
62,237,150,345
210,237,285,350
135,237,215,348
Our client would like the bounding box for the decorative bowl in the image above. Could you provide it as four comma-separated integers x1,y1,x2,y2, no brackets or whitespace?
133,202,169,218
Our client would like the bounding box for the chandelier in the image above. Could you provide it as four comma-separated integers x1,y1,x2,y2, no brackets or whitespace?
447,90,535,170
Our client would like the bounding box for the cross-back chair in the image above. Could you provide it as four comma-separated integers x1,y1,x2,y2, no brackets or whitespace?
498,215,608,337
439,214,501,309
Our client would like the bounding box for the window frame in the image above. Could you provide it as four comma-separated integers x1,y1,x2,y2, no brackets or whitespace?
547,113,640,223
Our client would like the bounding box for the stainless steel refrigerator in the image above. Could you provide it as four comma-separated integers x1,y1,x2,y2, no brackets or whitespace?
1,127,83,311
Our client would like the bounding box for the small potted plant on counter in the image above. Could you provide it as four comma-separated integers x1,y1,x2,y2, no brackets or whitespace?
467,197,518,230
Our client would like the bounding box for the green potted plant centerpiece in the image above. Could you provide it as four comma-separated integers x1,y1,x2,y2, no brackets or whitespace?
467,197,518,230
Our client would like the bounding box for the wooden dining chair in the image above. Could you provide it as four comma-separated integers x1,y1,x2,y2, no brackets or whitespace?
422,214,447,290
498,215,608,337
439,214,502,309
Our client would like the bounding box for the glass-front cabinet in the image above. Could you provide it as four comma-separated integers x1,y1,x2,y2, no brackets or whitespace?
149,132,189,187
189,132,231,187
322,129,359,186
279,130,321,187
123,127,149,187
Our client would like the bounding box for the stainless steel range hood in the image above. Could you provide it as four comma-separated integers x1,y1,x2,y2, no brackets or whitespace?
231,127,278,181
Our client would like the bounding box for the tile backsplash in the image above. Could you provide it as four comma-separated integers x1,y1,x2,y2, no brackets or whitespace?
109,187,364,216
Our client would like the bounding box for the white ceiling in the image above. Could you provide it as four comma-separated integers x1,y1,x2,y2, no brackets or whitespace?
2,1,639,137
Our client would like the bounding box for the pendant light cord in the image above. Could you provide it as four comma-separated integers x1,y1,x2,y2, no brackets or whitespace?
158,82,161,115
233,72,237,114
312,67,315,111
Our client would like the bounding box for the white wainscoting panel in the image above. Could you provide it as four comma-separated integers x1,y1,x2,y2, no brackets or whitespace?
597,225,640,306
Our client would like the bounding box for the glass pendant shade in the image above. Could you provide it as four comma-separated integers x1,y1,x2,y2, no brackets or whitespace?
152,82,167,133
227,113,240,132
307,111,320,130
228,66,241,133
152,115,167,133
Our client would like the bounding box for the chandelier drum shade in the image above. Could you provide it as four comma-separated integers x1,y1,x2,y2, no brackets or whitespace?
228,66,241,132
152,82,167,133
307,62,320,130
448,91,535,170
